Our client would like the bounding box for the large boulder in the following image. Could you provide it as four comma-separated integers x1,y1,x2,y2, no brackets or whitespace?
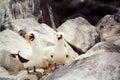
0,66,9,76
0,50,44,80
96,15,120,41
57,17,99,52
0,0,13,32
46,42,120,80
0,29,30,53
0,50,24,75
0,0,35,32
11,18,56,47
96,14,120,47
9,0,34,19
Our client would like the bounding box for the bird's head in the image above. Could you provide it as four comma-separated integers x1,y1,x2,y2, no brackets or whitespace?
25,31,39,44
56,32,64,41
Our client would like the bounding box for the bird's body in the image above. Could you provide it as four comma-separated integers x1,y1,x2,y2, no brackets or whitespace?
52,38,67,66
18,31,49,69
50,32,71,67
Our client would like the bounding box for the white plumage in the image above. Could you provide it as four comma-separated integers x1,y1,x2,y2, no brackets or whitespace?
19,31,50,69
50,32,72,67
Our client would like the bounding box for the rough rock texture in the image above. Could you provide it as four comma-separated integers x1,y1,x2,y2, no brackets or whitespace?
96,15,120,41
57,17,99,52
0,0,35,31
0,0,13,32
0,0,120,80
9,0,34,19
96,14,120,47
46,42,120,80
0,50,44,80
0,50,24,75
16,69,44,80
0,0,119,29
0,29,30,53
11,18,56,47
0,66,9,76
0,76,17,80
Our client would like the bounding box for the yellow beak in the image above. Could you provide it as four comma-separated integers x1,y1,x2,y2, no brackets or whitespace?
26,39,31,44
25,34,31,44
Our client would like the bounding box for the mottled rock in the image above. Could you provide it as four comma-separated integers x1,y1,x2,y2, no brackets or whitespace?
9,0,34,19
16,69,44,80
57,17,99,52
96,15,120,41
0,0,35,32
11,18,56,47
0,0,13,31
0,29,31,53
46,42,120,80
0,76,18,80
0,66,9,76
0,50,24,75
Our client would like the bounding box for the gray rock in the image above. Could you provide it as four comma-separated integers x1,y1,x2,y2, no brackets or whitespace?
57,17,99,52
0,50,44,80
0,29,31,54
0,50,24,75
0,0,13,31
0,0,35,32
0,76,18,80
96,15,120,41
46,42,120,80
11,18,56,47
9,0,34,19
0,66,9,75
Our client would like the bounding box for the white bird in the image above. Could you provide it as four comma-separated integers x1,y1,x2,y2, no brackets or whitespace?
17,31,50,69
50,32,74,67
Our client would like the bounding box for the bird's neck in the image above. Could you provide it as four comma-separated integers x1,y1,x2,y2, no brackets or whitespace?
31,38,44,54
55,39,65,50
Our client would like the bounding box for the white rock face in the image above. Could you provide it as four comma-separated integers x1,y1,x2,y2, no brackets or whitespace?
57,17,99,52
96,15,120,47
11,18,56,47
0,66,9,76
46,42,120,80
0,29,31,54
0,50,24,75
96,15,120,41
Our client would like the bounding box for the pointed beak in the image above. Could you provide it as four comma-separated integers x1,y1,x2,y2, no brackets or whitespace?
57,35,62,40
25,34,31,44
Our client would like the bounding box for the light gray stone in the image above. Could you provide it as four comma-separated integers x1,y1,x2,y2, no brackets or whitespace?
0,29,31,54
96,15,120,41
46,42,120,80
0,50,24,75
57,17,99,52
11,18,56,47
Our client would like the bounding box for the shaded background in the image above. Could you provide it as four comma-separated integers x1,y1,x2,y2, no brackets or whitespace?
35,0,120,28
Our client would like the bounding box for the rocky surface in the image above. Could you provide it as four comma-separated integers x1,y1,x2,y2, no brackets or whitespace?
0,50,24,75
58,17,99,52
0,29,30,53
96,15,120,41
0,0,120,80
96,14,120,47
11,18,56,47
0,0,119,28
46,42,120,80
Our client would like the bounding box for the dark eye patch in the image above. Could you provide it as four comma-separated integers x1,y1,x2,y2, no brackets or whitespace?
58,35,62,40
29,33,35,41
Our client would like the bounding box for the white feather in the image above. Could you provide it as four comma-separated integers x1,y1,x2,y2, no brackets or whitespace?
51,32,71,66
20,31,50,69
